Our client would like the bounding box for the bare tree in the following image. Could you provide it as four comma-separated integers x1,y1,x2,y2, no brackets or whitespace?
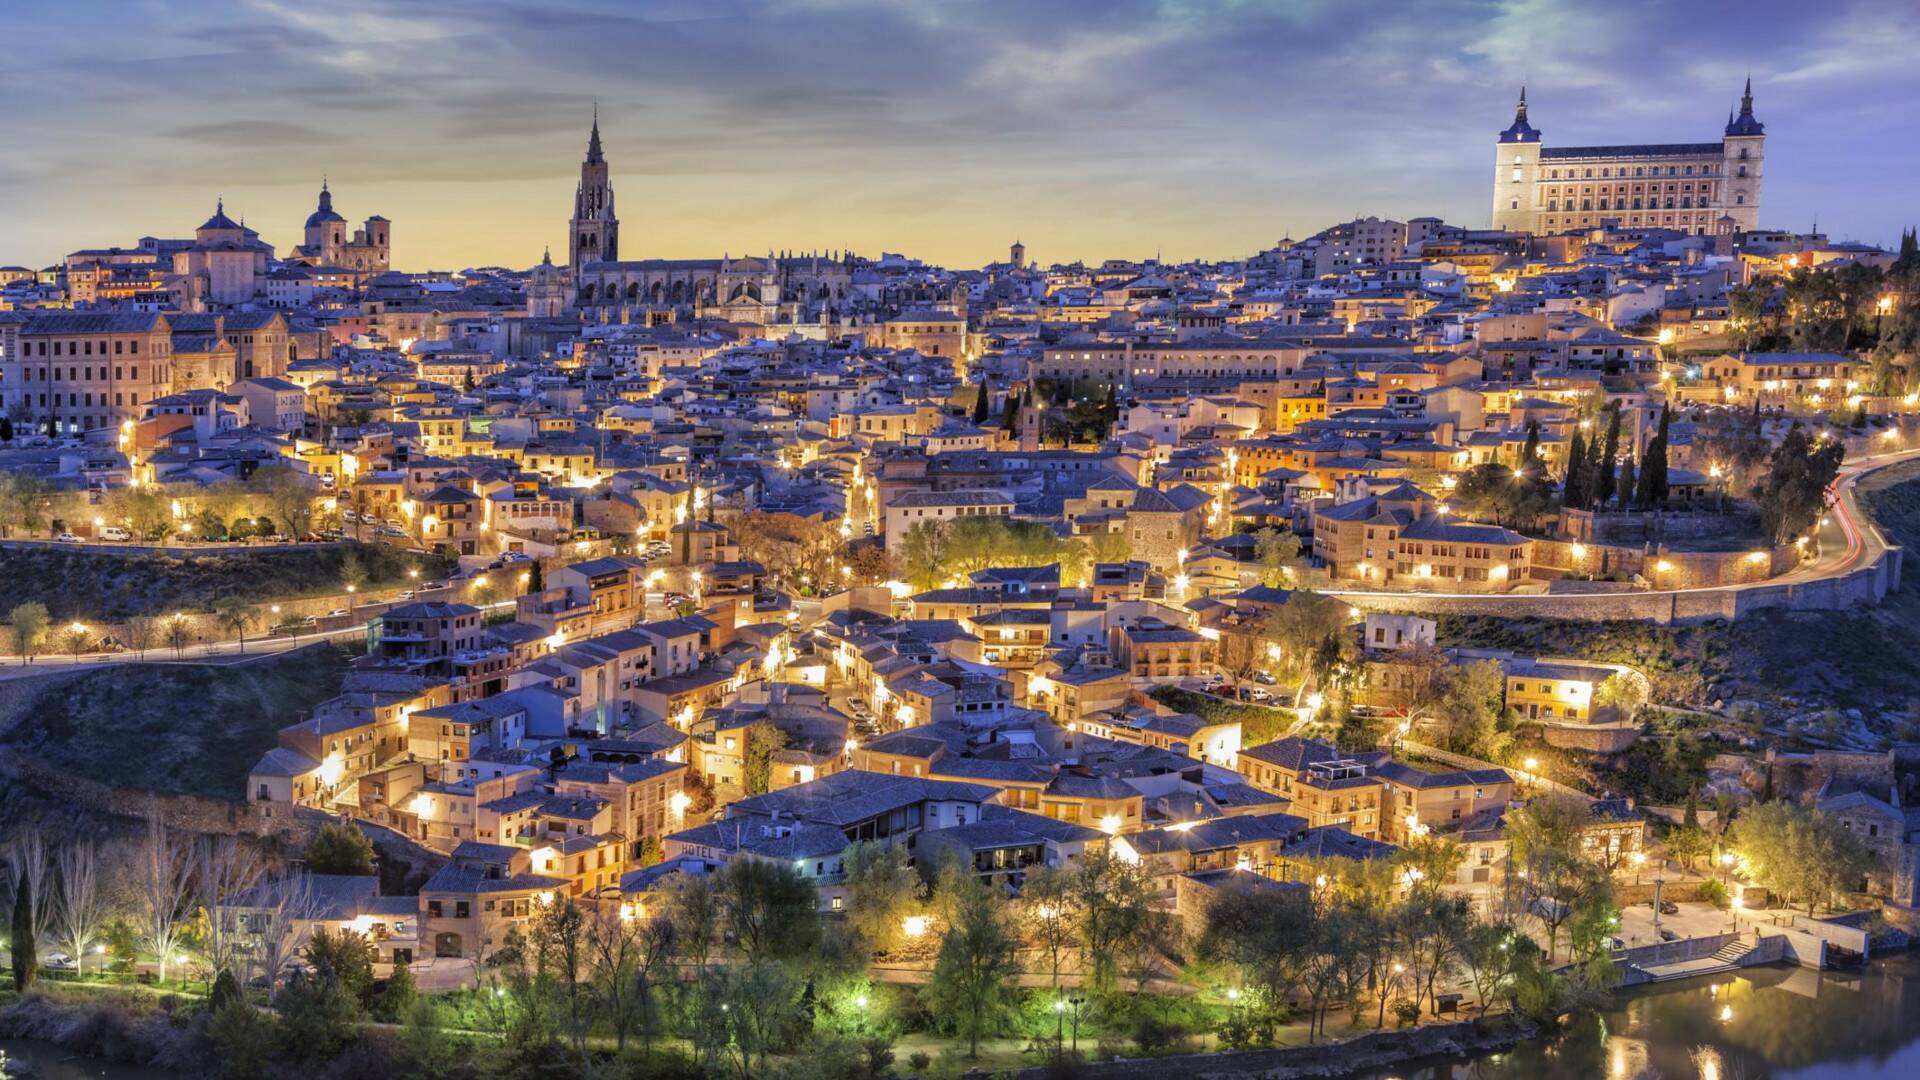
53,840,116,978
197,837,264,980
4,826,56,954
253,873,318,1002
132,816,196,983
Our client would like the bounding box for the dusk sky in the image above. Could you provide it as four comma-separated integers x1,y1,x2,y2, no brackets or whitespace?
3,0,1915,271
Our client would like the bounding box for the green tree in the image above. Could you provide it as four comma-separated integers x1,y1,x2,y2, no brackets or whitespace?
1755,423,1846,544
1592,405,1622,509
899,520,951,593
1066,849,1153,994
1432,659,1511,760
303,926,378,1009
1253,528,1303,587
1732,801,1876,915
1452,463,1552,530
1197,877,1312,1025
207,999,280,1079
1561,429,1588,508
1508,793,1616,962
8,601,49,663
922,861,1018,1058
970,383,991,425
841,841,922,959
303,823,377,876
742,719,788,796
377,960,417,1022
9,864,35,992
719,857,819,965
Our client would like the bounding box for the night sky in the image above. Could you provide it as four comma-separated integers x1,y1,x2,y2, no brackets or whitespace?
1,0,1914,270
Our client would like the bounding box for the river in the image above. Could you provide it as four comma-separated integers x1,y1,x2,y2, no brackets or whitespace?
0,1039,173,1080
1359,953,1920,1079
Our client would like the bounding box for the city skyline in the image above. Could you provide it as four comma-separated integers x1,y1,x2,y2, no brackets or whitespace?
3,0,1917,270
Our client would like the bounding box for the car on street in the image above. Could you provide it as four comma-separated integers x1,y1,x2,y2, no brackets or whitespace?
501,551,530,563
41,952,78,971
327,608,351,618
1659,900,1680,915
54,532,82,543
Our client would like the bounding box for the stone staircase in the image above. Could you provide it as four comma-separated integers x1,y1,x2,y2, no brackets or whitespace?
1710,938,1755,965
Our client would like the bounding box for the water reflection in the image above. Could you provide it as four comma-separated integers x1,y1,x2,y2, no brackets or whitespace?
1353,952,1920,1079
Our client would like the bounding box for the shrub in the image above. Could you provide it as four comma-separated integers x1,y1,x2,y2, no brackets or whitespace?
907,1050,932,1072
1699,879,1730,910
1129,1014,1192,1054
374,963,416,1023
208,1001,279,1080
208,969,242,1013
1391,999,1422,1027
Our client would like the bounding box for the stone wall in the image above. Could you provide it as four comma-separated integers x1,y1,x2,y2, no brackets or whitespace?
0,745,304,840
1537,720,1642,753
1333,545,1900,625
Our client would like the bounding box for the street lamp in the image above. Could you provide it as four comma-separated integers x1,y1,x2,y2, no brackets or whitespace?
1631,850,1647,886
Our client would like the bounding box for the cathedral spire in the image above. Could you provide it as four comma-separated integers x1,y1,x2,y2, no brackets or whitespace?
586,102,604,164
1726,76,1764,137
1498,86,1539,144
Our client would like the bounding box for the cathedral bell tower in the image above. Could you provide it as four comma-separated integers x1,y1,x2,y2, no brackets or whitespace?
1721,78,1765,233
1491,87,1542,233
570,106,619,268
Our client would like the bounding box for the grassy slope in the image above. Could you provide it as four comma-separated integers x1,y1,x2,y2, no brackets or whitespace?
0,644,352,798
0,541,451,620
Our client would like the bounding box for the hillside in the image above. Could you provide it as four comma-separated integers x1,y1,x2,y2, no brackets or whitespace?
1437,460,1920,743
0,644,352,799
0,541,450,619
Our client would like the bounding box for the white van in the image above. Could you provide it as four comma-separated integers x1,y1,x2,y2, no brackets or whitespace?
97,526,131,542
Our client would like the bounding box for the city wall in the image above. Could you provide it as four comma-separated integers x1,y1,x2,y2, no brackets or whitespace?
1334,544,1901,625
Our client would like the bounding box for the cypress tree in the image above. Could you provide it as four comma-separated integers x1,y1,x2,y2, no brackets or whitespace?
1001,391,1021,434
1519,421,1541,479
970,383,990,425
1617,455,1637,510
1563,429,1588,508
1593,405,1622,508
10,866,35,992
1652,404,1672,504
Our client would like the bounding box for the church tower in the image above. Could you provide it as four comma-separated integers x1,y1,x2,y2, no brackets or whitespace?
569,107,619,268
1721,78,1765,233
1491,88,1542,233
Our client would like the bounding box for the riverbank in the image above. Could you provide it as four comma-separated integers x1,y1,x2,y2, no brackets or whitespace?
1015,1017,1538,1079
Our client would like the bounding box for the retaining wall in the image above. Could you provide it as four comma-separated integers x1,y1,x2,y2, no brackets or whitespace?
1332,545,1901,625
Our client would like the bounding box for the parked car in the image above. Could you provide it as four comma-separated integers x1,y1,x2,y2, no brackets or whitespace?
1658,929,1680,943
343,510,360,522
398,590,416,601
41,951,78,971
501,551,530,563
54,532,82,543
97,526,131,542
1659,900,1680,915
327,608,350,618
376,525,408,538
422,580,446,590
